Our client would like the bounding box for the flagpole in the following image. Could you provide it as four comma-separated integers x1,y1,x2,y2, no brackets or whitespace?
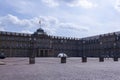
39,20,41,28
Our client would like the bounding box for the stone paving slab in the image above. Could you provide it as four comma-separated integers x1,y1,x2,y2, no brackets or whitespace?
0,58,120,80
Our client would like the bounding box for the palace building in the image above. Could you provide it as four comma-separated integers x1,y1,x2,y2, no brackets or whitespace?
0,28,120,57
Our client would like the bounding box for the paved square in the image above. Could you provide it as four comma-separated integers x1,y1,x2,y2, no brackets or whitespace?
0,58,120,80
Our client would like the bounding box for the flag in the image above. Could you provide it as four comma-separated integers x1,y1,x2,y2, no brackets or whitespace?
39,20,41,25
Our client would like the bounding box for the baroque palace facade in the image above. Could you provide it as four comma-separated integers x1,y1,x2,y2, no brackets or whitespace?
0,28,120,57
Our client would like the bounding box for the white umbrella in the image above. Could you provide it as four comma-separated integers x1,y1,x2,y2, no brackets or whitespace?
57,53,67,57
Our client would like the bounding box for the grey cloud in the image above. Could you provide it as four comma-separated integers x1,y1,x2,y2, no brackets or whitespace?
41,0,59,7
0,14,89,37
0,27,5,31
115,0,120,12
41,0,97,8
60,0,74,3
6,15,36,27
59,23,89,31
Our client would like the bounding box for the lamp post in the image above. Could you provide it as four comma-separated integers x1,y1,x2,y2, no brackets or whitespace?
113,43,118,61
29,35,36,64
82,40,87,62
99,42,104,62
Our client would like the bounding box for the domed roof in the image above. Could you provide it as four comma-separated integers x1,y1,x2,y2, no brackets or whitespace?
34,28,46,35
37,28,44,33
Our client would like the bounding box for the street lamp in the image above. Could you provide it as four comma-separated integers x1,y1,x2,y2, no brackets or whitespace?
113,43,118,61
29,35,36,64
99,41,104,62
99,42,102,57
82,40,87,62
113,43,116,57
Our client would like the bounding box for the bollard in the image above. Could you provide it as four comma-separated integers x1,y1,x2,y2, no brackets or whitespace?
99,57,104,62
61,57,66,63
29,57,35,64
82,56,87,62
113,57,118,61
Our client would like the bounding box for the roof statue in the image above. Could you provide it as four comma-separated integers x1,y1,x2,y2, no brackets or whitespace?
34,20,47,35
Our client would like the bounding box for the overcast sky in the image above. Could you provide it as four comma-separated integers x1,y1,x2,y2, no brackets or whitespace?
0,0,120,38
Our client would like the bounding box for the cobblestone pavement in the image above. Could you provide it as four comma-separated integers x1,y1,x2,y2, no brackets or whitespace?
0,58,120,80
